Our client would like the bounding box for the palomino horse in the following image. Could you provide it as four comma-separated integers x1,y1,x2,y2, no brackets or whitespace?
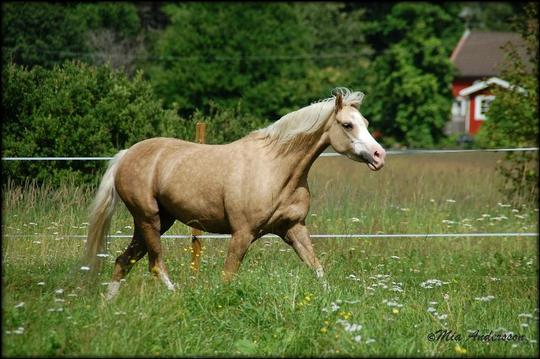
85,88,385,299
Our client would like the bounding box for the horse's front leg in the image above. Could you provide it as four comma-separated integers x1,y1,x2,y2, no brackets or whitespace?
222,230,255,282
284,222,325,280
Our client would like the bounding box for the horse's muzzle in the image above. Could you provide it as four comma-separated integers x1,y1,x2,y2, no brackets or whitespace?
366,147,385,171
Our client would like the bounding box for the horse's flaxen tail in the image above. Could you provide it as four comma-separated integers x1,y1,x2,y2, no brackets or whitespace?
84,149,128,274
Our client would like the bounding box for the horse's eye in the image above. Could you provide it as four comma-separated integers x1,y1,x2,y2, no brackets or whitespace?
341,122,353,130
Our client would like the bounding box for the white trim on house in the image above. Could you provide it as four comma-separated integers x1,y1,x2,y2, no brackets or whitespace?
474,95,495,120
459,77,526,96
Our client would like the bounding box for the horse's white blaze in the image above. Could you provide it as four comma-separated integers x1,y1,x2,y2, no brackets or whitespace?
351,112,380,158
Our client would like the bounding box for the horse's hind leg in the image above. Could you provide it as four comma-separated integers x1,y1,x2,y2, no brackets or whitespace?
140,211,176,291
106,211,175,299
106,227,147,300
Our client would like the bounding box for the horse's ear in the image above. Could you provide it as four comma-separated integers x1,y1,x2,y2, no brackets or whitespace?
334,93,343,114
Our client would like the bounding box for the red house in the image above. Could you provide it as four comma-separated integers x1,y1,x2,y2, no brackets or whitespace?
446,30,528,136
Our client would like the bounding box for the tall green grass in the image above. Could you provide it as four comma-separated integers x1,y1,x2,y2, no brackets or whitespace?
2,153,538,357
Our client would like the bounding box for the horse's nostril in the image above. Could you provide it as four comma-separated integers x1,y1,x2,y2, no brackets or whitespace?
374,150,380,158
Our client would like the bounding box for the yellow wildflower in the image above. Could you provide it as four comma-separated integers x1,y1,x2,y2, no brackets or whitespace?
454,344,467,354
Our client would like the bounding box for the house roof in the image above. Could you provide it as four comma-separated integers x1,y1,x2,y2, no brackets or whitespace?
451,30,529,78
459,77,527,96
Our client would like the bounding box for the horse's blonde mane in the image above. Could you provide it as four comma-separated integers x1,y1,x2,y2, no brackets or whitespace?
257,88,365,144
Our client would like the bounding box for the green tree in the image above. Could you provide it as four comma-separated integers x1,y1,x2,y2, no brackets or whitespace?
2,61,186,185
1,2,143,72
146,3,316,120
145,3,370,122
476,3,538,203
361,3,463,148
1,3,89,68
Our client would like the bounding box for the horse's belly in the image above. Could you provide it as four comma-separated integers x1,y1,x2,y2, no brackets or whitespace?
158,194,232,234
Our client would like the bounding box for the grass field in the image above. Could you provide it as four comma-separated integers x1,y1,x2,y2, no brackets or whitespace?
2,153,538,357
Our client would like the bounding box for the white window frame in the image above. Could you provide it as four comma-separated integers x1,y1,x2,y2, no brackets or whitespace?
474,95,495,121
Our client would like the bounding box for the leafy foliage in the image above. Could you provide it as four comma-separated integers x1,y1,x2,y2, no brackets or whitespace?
2,61,185,185
1,3,90,68
476,3,538,203
362,3,463,148
1,2,143,71
145,3,368,121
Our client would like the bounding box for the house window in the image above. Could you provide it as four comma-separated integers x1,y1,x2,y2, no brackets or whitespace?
474,95,495,120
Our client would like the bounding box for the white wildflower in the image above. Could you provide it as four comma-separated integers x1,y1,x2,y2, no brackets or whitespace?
437,313,448,320
383,299,403,308
337,319,362,332
9,327,25,335
474,295,495,302
420,279,450,289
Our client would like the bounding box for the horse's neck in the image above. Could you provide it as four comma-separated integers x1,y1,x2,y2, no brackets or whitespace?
270,129,330,186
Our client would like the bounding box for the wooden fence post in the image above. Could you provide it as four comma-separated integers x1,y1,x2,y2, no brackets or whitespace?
190,122,206,271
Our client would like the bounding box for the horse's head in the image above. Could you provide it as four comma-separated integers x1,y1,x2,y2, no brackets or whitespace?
327,93,386,171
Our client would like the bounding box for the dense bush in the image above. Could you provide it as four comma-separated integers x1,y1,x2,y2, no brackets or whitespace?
476,3,538,203
2,61,187,185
